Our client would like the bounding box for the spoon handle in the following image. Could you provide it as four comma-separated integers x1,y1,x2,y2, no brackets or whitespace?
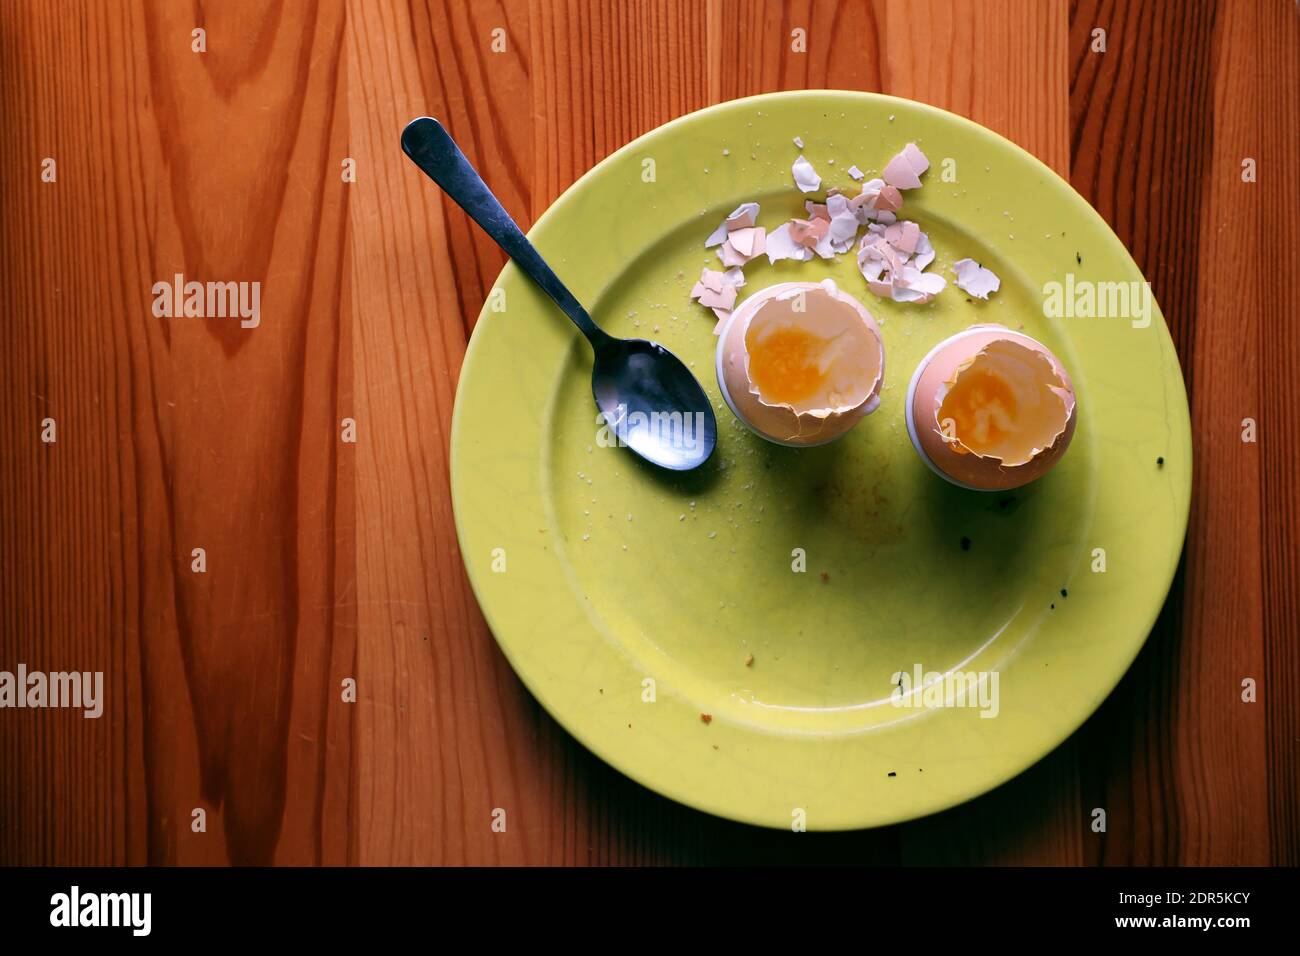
401,117,610,350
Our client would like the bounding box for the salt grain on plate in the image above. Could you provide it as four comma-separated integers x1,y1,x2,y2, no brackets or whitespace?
847,164,866,181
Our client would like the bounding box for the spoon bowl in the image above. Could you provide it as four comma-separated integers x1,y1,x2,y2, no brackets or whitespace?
592,338,717,471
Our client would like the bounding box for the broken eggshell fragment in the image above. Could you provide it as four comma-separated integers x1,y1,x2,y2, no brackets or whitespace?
715,279,885,447
882,142,930,190
857,221,945,303
689,266,747,327
706,202,767,269
905,326,1077,491
792,154,822,193
952,258,1001,299
705,202,760,246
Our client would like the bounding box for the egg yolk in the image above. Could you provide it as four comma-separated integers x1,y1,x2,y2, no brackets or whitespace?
939,368,1018,451
747,327,826,405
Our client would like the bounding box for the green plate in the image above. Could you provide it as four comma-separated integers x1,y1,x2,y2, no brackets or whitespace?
450,91,1191,830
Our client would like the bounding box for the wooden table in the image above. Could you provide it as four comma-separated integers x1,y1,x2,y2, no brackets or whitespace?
1,0,1296,866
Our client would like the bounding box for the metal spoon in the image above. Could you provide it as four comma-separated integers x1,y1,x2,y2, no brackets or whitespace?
401,117,717,472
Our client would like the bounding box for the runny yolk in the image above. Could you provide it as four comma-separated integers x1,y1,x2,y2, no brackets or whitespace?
747,327,826,405
940,368,1019,450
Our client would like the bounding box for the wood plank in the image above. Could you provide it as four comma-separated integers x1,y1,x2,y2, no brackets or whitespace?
1069,0,1281,866
1256,0,1300,868
352,0,632,867
1068,0,1221,867
0,0,354,865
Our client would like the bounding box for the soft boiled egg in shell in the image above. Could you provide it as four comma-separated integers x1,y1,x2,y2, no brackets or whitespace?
905,325,1077,491
715,279,885,446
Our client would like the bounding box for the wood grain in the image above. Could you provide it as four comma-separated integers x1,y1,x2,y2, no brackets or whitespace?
1068,0,1235,867
0,0,355,866
0,0,1295,866
1068,0,1300,868
1254,0,1300,867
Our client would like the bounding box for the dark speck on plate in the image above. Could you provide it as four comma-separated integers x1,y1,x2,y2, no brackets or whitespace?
888,771,897,777
1060,588,1068,598
1076,252,1082,265
1157,456,1165,467
960,536,972,551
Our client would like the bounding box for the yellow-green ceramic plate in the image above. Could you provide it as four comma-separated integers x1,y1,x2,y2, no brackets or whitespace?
450,91,1191,830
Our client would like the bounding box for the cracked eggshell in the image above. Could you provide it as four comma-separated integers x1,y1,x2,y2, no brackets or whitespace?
905,326,1077,491
715,279,885,447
